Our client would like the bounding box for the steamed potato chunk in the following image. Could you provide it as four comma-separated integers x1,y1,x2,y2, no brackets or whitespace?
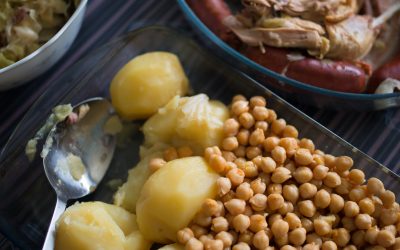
110,52,189,120
142,94,229,154
55,202,151,250
136,156,219,243
113,143,169,213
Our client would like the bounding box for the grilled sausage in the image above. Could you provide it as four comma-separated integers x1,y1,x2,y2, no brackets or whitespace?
368,53,400,92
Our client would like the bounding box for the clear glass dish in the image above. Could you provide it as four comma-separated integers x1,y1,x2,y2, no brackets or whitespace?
0,26,399,248
176,0,400,111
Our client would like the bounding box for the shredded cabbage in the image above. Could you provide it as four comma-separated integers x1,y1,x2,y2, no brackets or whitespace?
0,0,80,69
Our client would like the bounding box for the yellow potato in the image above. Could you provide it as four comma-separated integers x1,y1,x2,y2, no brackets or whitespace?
113,143,169,213
142,94,229,154
136,156,219,243
158,243,185,250
110,52,189,120
55,202,151,250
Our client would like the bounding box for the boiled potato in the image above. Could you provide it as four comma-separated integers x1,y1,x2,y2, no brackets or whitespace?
55,202,151,250
142,94,229,154
110,52,189,120
114,143,169,213
136,156,219,243
158,243,185,250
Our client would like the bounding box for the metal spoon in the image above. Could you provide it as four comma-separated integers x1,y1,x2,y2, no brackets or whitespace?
42,98,117,250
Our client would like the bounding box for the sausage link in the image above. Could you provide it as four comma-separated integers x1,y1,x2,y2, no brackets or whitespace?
367,54,400,92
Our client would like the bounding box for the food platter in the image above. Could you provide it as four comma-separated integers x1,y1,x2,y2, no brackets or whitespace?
0,26,399,249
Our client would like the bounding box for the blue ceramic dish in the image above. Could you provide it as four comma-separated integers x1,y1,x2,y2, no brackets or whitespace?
177,0,400,111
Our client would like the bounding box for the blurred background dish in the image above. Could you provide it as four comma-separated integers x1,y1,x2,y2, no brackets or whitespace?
0,0,88,91
177,0,400,111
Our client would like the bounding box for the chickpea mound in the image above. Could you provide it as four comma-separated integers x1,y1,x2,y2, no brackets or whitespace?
55,202,151,250
110,52,189,120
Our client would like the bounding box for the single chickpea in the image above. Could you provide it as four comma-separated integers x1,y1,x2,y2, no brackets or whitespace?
335,178,352,195
227,168,245,186
204,146,222,161
232,214,251,233
217,177,232,197
271,146,287,164
224,198,246,215
284,212,301,230
253,230,269,249
243,205,253,217
239,112,255,129
245,146,262,160
283,184,299,204
298,200,316,218
263,136,280,152
271,219,289,237
185,237,204,250
209,154,227,173
232,94,247,103
212,217,229,233
306,233,322,246
267,193,285,210
177,227,194,245
252,106,269,121
266,109,277,123
268,213,283,226
331,228,350,247
249,128,265,146
293,167,313,184
380,208,398,226
177,146,193,158
299,183,318,199
224,118,240,137
267,183,282,195
238,231,253,245
367,178,384,196
202,199,220,216
164,147,178,161
314,218,332,236
259,156,276,174
321,241,337,250
232,242,250,250
342,217,356,232
313,165,329,180
250,178,266,194
355,214,372,230
193,212,212,227
299,138,315,152
288,227,306,246
339,170,350,178
249,214,267,233
282,125,299,138
335,156,353,172
344,201,360,217
148,158,166,173
249,194,268,211
380,190,395,208
284,161,296,174
255,121,268,132
236,182,254,201
294,148,313,165
237,129,250,146
279,201,294,215
323,172,341,188
231,100,249,116
271,118,287,135
348,169,365,185
271,167,292,184
279,137,298,156
301,218,314,232
352,230,366,248
204,239,224,250
303,243,320,250
349,187,367,202
330,194,345,213
190,224,207,238
365,226,379,245
383,225,397,237
215,231,233,248
233,146,246,158
314,189,331,209
215,201,225,217
242,161,259,177
222,137,239,151
342,245,356,250
311,154,325,168
250,96,266,108
324,154,336,168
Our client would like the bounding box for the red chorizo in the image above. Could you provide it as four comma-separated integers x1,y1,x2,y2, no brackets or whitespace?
367,53,400,92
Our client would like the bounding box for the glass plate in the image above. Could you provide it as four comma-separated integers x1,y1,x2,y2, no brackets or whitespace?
176,0,400,111
0,26,399,249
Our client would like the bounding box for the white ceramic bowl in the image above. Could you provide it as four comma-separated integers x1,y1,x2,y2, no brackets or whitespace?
0,0,88,91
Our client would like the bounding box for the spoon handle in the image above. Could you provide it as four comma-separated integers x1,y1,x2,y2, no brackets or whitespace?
42,197,67,250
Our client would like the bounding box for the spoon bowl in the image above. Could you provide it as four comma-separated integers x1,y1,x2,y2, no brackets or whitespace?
42,98,117,249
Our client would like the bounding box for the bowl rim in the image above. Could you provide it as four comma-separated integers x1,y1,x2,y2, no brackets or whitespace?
177,0,400,100
0,0,88,75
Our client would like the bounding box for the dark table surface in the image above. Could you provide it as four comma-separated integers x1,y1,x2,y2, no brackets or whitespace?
0,0,399,249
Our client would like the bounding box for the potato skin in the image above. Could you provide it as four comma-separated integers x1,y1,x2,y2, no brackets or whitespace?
55,202,151,250
110,52,189,120
136,156,219,243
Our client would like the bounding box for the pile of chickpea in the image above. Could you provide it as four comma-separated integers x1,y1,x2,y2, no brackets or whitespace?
152,95,400,250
